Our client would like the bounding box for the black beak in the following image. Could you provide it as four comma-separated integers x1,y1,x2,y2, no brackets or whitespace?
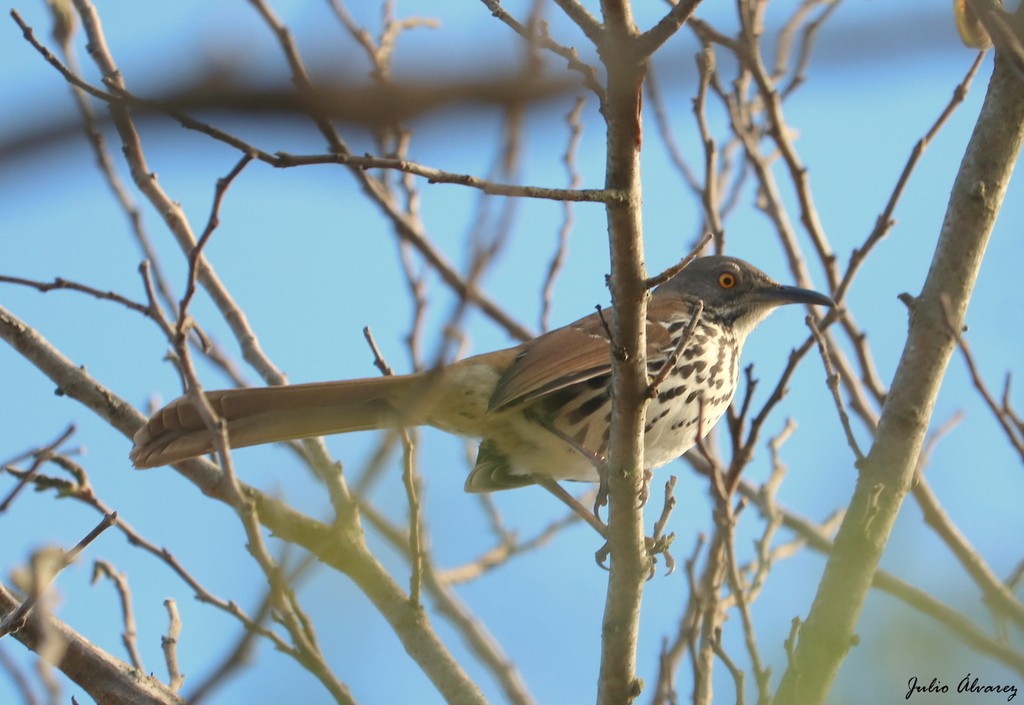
760,284,835,309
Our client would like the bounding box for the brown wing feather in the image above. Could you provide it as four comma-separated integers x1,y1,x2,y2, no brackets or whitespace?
488,298,685,411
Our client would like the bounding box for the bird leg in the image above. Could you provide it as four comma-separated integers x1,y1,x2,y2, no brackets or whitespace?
522,408,610,520
521,408,657,525
537,479,607,538
522,412,670,572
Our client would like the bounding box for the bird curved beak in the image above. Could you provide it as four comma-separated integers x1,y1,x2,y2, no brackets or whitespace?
761,285,835,309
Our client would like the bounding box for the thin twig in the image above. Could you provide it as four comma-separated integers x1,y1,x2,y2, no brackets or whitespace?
274,151,618,202
0,425,76,512
362,327,426,605
91,561,144,671
645,233,713,289
541,96,587,331
941,298,1024,461
807,316,865,461
0,276,152,317
482,0,605,97
913,473,1024,629
710,627,746,705
834,51,986,304
6,457,299,656
638,0,703,57
0,512,117,637
648,300,704,399
721,509,769,703
161,599,184,693
437,508,582,584
184,588,276,704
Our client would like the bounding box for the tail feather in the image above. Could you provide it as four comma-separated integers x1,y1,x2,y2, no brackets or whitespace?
131,376,419,468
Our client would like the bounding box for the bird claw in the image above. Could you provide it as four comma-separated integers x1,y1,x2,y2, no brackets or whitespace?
594,468,652,520
593,475,609,522
592,470,671,573
646,532,676,577
593,532,676,577
638,469,652,507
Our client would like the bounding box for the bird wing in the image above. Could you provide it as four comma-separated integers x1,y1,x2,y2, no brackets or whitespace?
488,298,683,411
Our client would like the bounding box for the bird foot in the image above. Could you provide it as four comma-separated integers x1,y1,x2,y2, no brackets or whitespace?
646,531,676,577
593,468,652,522
593,532,676,577
639,468,652,507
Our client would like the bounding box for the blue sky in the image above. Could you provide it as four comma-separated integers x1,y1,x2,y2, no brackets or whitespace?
2,1,1022,704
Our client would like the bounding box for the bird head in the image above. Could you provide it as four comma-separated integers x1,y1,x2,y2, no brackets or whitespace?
654,255,834,338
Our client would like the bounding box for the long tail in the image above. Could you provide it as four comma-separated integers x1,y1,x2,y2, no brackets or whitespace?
130,375,422,468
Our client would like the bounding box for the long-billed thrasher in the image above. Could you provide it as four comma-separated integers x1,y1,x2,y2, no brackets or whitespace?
131,256,833,491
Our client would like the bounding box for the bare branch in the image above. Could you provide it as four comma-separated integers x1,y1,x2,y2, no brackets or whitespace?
835,52,987,304
0,426,76,513
774,53,1024,705
161,600,184,693
807,316,865,462
0,584,184,705
644,233,712,289
90,561,144,671
638,0,702,57
273,151,618,202
479,0,604,98
551,0,604,46
1,513,117,638
0,276,152,318
941,299,1024,461
647,299,703,395
541,96,587,331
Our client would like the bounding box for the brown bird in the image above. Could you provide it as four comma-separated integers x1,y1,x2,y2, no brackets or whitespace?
131,256,833,491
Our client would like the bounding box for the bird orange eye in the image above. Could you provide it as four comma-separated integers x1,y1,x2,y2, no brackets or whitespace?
718,272,737,289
